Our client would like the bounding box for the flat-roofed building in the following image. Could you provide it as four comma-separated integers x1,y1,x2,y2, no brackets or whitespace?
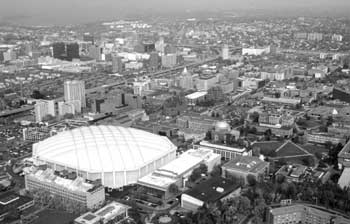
0,192,34,221
25,168,105,209
222,156,269,184
338,141,350,168
268,204,350,224
181,176,241,211
185,91,208,106
199,141,251,160
74,202,130,224
262,97,301,107
137,148,220,200
306,132,346,145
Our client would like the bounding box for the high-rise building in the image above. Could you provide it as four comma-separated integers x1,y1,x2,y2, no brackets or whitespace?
66,43,80,61
155,37,166,53
222,45,229,60
161,54,177,68
149,52,159,71
64,80,86,109
112,54,123,73
58,101,76,116
179,67,193,90
52,42,66,59
83,34,94,44
89,44,103,61
34,100,55,122
308,33,323,41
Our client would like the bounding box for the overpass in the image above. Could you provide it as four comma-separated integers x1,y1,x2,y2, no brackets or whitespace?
0,105,34,118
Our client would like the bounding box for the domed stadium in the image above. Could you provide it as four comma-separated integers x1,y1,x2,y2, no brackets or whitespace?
32,126,177,188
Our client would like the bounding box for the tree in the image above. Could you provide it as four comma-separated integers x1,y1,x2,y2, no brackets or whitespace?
189,168,202,182
31,90,45,99
211,165,222,177
250,112,260,123
198,164,208,175
169,183,179,195
247,174,257,186
42,114,55,122
63,113,74,119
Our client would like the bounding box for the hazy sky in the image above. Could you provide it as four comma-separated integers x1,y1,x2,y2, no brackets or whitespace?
1,0,349,25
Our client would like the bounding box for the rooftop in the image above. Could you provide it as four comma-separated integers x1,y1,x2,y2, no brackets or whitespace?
183,176,240,203
27,168,96,193
339,141,350,159
185,91,208,100
0,191,33,216
222,156,269,173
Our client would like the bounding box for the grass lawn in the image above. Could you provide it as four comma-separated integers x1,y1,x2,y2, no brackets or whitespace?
303,144,329,155
275,142,311,157
33,209,77,224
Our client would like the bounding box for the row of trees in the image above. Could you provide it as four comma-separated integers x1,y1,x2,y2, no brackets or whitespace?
31,189,87,214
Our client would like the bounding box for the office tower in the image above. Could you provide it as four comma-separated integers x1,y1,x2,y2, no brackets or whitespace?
161,54,177,68
66,43,80,61
149,52,159,71
35,100,55,122
89,44,103,61
155,37,165,53
83,34,94,44
222,44,229,60
64,80,86,109
164,45,177,54
143,42,155,53
52,42,66,59
112,54,123,73
179,67,193,90
58,101,76,116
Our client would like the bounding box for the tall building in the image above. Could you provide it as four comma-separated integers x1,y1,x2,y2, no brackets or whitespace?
64,80,86,109
83,34,94,44
222,44,229,60
179,67,193,90
66,43,80,61
149,52,159,71
155,37,166,53
308,33,323,41
112,54,123,73
89,44,103,61
34,100,55,122
52,42,66,59
58,101,76,116
161,54,177,68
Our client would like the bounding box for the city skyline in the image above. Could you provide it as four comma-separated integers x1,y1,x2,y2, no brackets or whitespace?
1,0,350,25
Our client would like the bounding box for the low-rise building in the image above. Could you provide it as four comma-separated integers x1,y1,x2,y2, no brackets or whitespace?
222,156,269,184
74,202,130,224
199,141,251,160
306,132,346,145
25,168,105,209
137,148,220,200
0,192,34,221
267,204,350,224
181,176,241,211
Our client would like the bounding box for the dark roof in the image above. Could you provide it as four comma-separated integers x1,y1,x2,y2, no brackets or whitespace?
184,176,240,203
0,191,33,215
338,141,350,159
274,141,312,158
252,141,284,152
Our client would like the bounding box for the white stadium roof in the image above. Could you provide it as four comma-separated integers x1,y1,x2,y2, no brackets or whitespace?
33,125,177,173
